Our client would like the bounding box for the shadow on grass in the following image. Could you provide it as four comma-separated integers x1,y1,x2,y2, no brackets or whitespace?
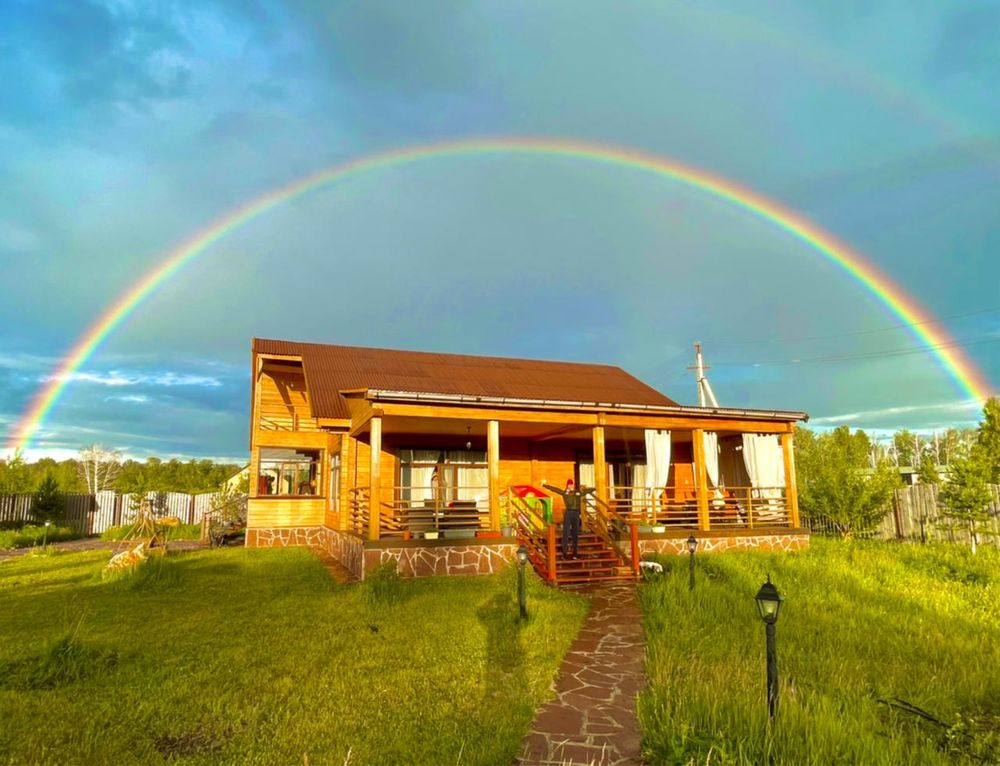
477,590,529,712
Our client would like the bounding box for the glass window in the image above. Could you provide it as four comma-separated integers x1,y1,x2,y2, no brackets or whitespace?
330,453,341,513
258,447,321,496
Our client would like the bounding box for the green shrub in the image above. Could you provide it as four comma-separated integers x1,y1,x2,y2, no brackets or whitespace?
362,560,405,606
0,525,80,550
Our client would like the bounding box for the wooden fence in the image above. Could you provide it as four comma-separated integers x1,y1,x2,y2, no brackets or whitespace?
805,483,1000,546
0,491,225,535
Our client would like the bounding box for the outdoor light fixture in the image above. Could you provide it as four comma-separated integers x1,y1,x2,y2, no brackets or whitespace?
465,425,473,451
517,545,529,620
43,520,51,548
686,534,698,591
754,574,784,720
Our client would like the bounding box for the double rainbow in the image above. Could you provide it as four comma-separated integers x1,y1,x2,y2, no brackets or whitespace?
7,136,992,452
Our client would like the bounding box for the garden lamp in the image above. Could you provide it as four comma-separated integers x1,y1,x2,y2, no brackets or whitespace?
43,520,51,548
754,574,783,720
686,535,698,591
516,545,529,619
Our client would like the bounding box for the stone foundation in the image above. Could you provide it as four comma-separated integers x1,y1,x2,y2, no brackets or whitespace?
364,542,518,579
635,532,810,557
245,527,326,548
325,529,365,580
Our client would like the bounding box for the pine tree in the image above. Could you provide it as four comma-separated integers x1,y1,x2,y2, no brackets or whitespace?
977,397,1000,484
31,472,66,525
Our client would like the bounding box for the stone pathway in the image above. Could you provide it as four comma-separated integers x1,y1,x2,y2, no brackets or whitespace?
519,582,647,766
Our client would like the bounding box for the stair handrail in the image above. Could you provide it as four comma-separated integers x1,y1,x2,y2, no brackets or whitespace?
585,493,640,578
503,489,557,583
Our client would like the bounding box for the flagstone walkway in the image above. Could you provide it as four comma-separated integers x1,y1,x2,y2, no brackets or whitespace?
519,582,647,766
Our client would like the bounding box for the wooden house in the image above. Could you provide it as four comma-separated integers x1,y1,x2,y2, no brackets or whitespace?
248,338,809,582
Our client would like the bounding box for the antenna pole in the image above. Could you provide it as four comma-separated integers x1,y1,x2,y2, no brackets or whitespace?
688,342,720,408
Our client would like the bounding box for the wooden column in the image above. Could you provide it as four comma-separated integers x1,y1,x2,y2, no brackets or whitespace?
368,417,382,541
488,419,501,531
592,424,608,503
692,428,710,531
781,431,800,528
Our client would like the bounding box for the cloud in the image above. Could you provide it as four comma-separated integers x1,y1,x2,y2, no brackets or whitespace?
43,370,223,388
810,399,984,429
104,394,149,404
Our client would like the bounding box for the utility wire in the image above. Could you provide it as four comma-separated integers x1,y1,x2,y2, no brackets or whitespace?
711,303,1000,351
712,333,1000,368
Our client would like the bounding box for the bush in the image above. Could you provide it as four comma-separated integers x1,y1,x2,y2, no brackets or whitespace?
0,525,81,550
31,472,66,524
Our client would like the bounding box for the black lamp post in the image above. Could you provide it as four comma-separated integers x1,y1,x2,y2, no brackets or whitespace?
686,534,698,591
516,545,529,619
754,574,783,721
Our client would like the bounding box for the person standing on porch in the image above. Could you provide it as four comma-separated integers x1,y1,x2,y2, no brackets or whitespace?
543,478,594,559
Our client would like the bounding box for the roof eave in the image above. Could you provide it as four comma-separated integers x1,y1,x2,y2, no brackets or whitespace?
361,388,808,422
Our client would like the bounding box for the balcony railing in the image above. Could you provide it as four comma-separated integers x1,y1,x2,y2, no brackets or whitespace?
349,486,492,540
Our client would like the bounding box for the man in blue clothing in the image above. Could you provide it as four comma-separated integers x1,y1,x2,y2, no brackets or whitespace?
543,478,594,559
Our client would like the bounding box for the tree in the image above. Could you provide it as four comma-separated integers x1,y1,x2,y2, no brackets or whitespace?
0,450,34,493
77,444,121,494
796,426,901,538
31,472,66,524
917,455,940,485
977,396,1000,484
938,448,993,554
893,430,923,468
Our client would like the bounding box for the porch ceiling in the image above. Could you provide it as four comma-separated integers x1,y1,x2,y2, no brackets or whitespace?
374,415,594,441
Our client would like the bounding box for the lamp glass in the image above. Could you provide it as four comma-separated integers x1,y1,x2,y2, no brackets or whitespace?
517,546,528,565
686,535,698,554
754,578,782,624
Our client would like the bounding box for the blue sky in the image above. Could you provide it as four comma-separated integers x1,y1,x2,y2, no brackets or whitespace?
2,1,999,461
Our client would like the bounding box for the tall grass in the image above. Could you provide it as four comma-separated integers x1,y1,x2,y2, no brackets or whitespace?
0,548,587,764
638,539,1000,764
100,522,202,541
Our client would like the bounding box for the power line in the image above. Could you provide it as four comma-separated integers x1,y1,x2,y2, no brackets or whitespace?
711,303,1000,350
712,333,1000,368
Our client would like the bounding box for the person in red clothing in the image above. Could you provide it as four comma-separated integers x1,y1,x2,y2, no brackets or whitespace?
543,478,594,559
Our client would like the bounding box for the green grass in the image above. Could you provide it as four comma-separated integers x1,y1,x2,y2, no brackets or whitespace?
638,539,1000,765
100,522,202,541
0,547,587,765
0,525,81,550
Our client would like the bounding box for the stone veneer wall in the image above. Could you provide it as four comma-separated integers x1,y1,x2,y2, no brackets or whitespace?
634,532,809,557
363,542,518,579
324,529,365,580
245,527,326,548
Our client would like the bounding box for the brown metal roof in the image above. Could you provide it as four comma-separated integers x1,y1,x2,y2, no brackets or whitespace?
253,338,679,420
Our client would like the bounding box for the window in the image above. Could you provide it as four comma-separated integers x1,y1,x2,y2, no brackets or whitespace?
258,448,321,496
330,453,341,513
397,450,488,509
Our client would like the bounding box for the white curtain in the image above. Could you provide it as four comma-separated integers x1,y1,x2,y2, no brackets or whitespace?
578,461,595,489
644,430,671,520
457,467,489,509
406,451,440,504
742,434,785,511
703,432,721,487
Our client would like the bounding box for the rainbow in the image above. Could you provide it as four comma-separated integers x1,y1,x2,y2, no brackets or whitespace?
7,136,992,452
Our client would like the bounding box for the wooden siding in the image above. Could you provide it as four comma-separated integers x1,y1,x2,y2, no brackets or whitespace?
257,369,319,432
247,498,326,528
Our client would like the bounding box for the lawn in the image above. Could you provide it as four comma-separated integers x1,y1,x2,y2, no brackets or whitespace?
0,548,588,765
0,524,82,551
638,538,1000,765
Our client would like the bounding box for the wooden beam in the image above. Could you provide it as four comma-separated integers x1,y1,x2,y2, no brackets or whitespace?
376,401,598,426
592,425,608,503
782,431,800,528
368,416,382,541
488,420,501,532
350,407,383,437
692,428,710,531
532,424,589,442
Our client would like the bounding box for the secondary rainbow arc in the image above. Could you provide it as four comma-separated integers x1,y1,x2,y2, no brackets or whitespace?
7,136,992,452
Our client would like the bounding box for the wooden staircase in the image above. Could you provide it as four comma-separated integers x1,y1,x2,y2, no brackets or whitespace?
504,489,640,586
552,530,636,585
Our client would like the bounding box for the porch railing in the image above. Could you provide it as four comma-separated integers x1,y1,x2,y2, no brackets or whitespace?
348,488,369,535
377,486,491,540
607,486,791,529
